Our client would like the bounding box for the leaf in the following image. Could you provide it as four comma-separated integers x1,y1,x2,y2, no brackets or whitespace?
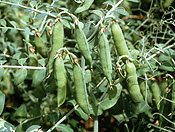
158,54,171,61
103,1,114,6
0,68,4,79
90,10,105,18
75,107,89,121
99,83,122,110
38,59,46,66
56,124,74,132
75,0,94,13
14,68,28,85
30,1,37,7
24,8,32,12
159,62,175,72
13,52,21,60
135,101,151,114
114,8,130,17
25,27,35,35
36,13,48,19
32,69,46,87
2,28,8,34
128,0,139,3
0,19,7,27
18,58,27,65
0,118,15,131
0,93,5,115
9,21,17,28
14,104,28,123
26,125,41,132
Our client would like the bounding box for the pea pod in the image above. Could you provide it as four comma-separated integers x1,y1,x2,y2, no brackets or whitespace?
126,61,144,103
54,55,67,107
75,22,92,69
150,80,161,110
111,20,131,59
73,63,90,115
139,79,153,106
47,18,64,74
98,27,112,86
34,32,48,58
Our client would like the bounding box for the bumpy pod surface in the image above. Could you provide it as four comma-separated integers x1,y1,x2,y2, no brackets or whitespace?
54,56,67,107
98,29,112,85
126,62,144,103
73,63,90,115
47,19,64,74
75,23,92,68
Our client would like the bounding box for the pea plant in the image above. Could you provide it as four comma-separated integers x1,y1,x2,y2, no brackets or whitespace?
0,0,175,132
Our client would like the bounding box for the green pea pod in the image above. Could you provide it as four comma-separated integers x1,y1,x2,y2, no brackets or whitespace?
150,80,161,110
75,23,92,69
139,79,153,106
98,28,112,86
126,61,144,103
14,68,28,85
73,63,90,115
47,19,64,74
34,32,48,58
75,0,94,13
54,56,67,107
111,20,131,59
171,83,175,112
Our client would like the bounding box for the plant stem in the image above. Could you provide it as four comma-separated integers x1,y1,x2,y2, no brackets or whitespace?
0,27,25,31
106,0,123,16
0,1,56,18
46,104,79,132
1,65,45,70
93,116,98,132
39,0,57,32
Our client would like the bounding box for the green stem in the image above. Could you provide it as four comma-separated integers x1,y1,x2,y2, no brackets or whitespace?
1,65,45,70
46,104,79,132
0,1,56,18
147,123,173,132
106,0,123,17
0,27,25,31
93,116,98,132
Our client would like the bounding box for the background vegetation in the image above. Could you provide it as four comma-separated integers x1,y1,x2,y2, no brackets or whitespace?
0,0,175,131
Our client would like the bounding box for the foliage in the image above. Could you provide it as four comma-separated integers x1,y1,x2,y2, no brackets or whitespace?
0,0,175,132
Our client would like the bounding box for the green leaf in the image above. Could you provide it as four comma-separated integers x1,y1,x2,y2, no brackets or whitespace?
158,54,171,61
90,10,105,18
0,68,4,79
2,27,8,34
135,101,151,114
14,68,28,85
56,124,74,132
0,93,5,115
114,8,130,17
13,52,21,60
36,13,48,19
0,118,15,131
75,0,94,13
38,59,46,66
159,62,175,72
128,0,139,3
14,104,28,123
99,83,122,111
26,125,41,132
0,19,7,27
103,1,113,6
32,69,46,87
18,58,27,65
75,107,89,121
9,21,17,28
